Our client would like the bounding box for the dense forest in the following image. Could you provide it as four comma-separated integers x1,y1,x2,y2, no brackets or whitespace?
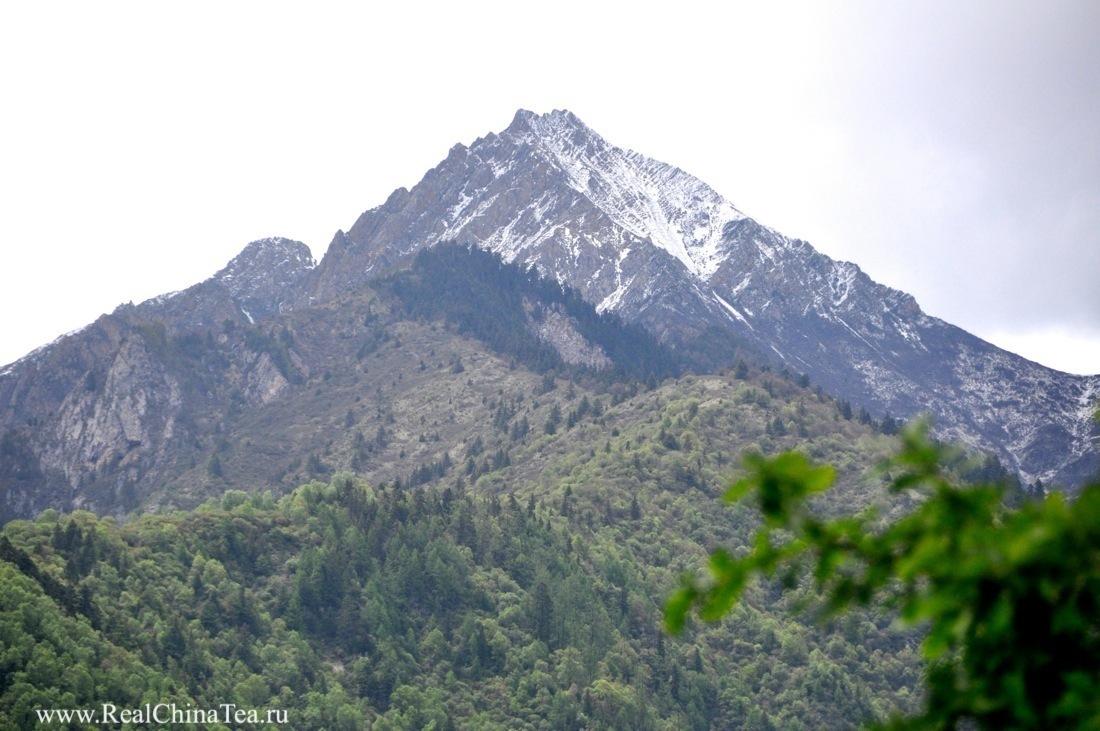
0,479,915,730
1,365,938,729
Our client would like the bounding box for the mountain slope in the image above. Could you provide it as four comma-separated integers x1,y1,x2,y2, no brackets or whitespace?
0,238,318,522
0,243,689,521
314,109,1099,487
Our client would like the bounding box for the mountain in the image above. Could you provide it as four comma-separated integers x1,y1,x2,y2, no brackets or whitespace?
0,109,1092,728
316,109,1100,488
0,109,1096,524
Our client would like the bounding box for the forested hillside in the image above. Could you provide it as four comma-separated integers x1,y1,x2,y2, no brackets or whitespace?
0,361,941,730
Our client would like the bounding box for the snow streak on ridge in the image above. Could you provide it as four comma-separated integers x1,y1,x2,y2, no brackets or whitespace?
512,110,747,281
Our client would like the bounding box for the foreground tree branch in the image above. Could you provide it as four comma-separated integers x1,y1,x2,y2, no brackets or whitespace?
667,422,1100,729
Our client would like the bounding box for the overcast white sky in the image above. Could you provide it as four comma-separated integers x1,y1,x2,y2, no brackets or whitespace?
2,1,1098,374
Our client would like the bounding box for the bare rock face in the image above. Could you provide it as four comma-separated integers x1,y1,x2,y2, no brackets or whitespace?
243,352,291,405
526,302,612,370
54,337,169,470
48,335,184,507
0,239,317,521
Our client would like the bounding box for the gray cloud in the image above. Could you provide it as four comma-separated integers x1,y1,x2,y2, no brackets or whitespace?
819,2,1100,336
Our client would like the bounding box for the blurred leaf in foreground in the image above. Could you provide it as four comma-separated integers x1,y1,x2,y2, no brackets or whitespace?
667,421,1100,729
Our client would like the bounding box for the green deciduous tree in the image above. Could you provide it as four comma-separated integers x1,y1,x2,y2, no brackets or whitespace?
667,422,1100,729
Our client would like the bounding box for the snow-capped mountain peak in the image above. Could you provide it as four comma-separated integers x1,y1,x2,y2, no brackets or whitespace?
318,109,1099,487
505,109,748,281
212,237,315,323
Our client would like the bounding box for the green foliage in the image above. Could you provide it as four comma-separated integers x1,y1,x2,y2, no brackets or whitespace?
667,421,1100,729
2,368,928,728
206,453,223,479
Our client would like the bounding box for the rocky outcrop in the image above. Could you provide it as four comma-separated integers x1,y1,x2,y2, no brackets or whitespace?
51,335,181,478
0,239,316,521
526,302,612,370
213,237,315,322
